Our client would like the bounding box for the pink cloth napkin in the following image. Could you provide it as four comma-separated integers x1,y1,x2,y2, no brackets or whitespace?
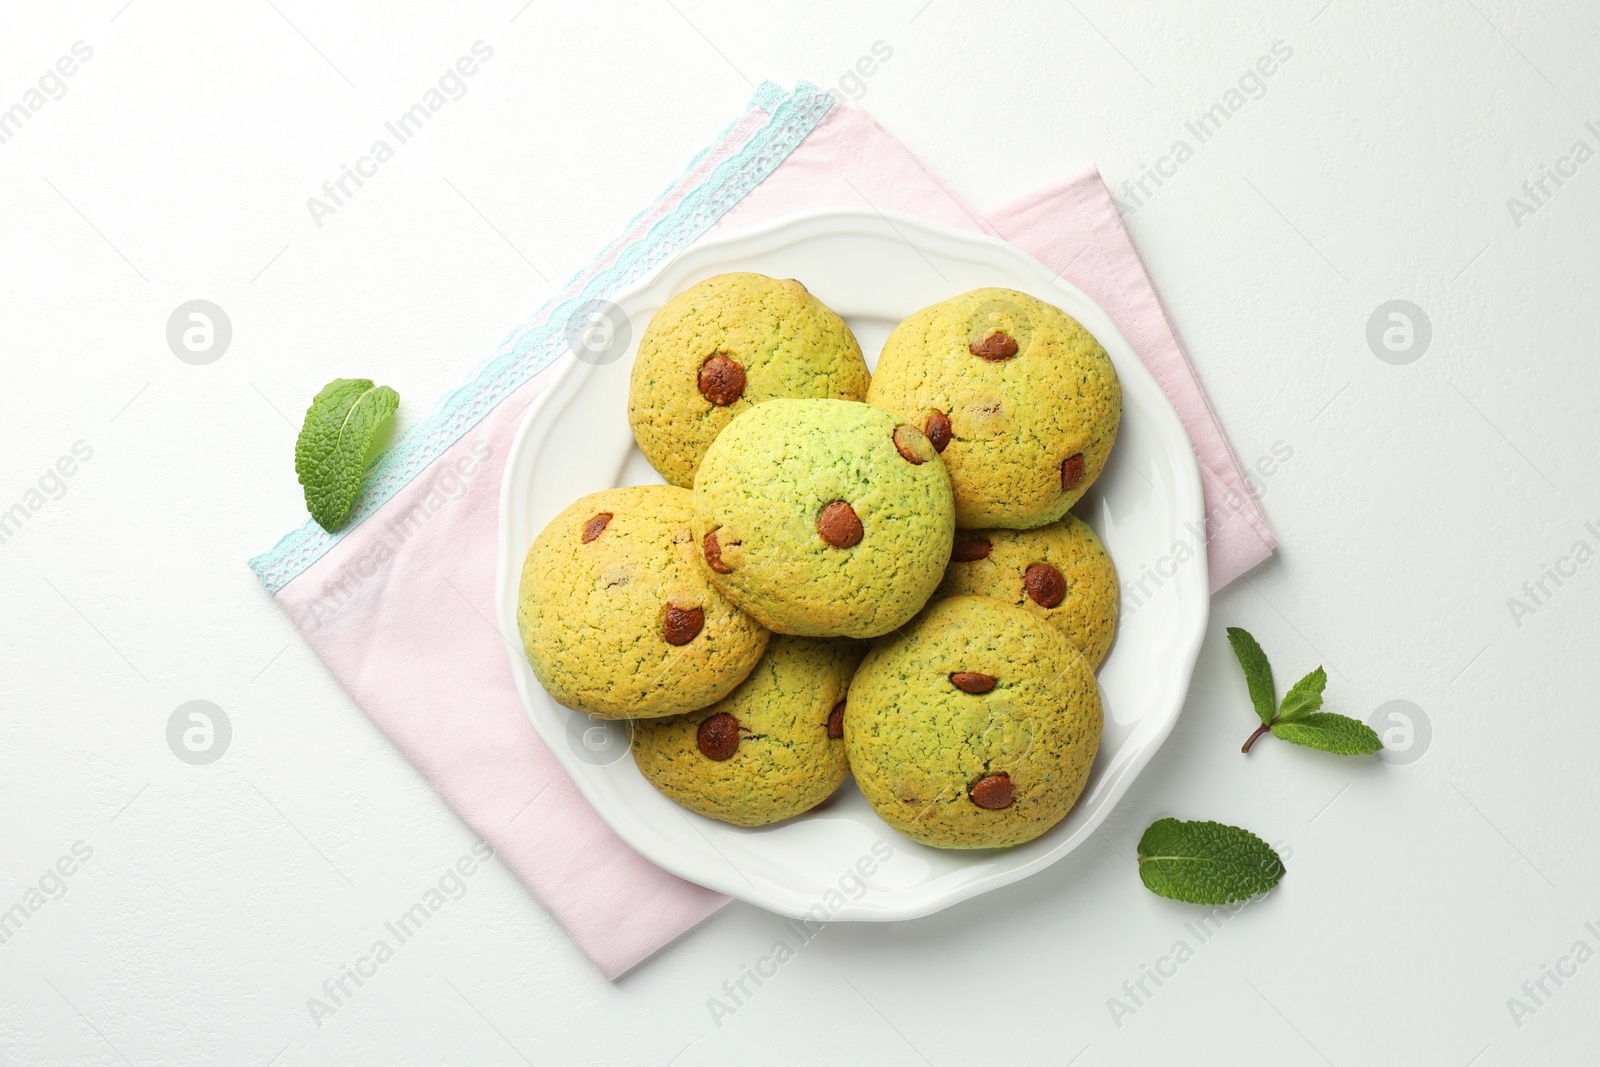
252,85,1274,980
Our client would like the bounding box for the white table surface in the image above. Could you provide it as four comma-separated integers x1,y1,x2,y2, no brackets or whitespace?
3,2,1596,1064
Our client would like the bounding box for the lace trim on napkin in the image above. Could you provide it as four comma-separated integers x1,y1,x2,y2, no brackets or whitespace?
249,82,835,594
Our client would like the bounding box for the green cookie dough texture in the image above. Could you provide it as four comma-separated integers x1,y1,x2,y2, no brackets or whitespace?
845,596,1102,849
937,514,1119,670
691,398,955,639
629,272,870,488
866,287,1121,529
630,635,864,826
516,484,769,719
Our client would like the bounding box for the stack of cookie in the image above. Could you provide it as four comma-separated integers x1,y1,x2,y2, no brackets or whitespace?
517,274,1122,849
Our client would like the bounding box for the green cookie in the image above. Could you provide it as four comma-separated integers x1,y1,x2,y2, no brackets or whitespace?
866,288,1121,529
628,272,870,488
845,596,1102,849
691,398,955,639
516,485,769,719
937,514,1119,670
630,635,864,827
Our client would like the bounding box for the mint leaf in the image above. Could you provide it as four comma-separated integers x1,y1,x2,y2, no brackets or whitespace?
1276,666,1326,723
1226,627,1277,725
1271,713,1382,755
294,378,399,532
1137,818,1285,904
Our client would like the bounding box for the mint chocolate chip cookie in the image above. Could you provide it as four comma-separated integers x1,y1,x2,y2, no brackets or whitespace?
845,595,1102,849
938,514,1119,670
691,398,955,639
516,484,769,719
630,635,864,826
628,272,870,488
866,288,1121,529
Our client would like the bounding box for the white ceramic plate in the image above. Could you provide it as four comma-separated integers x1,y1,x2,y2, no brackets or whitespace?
496,209,1207,920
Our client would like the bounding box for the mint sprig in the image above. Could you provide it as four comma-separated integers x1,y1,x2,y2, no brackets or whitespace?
294,378,400,532
1226,627,1381,755
1137,818,1285,904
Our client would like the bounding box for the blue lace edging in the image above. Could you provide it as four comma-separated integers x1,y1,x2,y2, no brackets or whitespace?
249,81,835,595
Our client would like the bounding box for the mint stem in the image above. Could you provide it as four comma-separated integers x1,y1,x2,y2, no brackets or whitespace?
1241,719,1276,754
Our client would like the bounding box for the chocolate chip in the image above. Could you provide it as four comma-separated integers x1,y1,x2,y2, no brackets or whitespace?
923,410,952,453
892,424,928,465
969,332,1019,361
826,700,846,739
816,501,863,548
663,604,705,645
970,773,1014,810
1061,452,1086,491
698,355,746,406
951,538,991,562
703,530,733,574
581,512,612,543
949,672,996,694
697,712,741,760
1023,563,1066,608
